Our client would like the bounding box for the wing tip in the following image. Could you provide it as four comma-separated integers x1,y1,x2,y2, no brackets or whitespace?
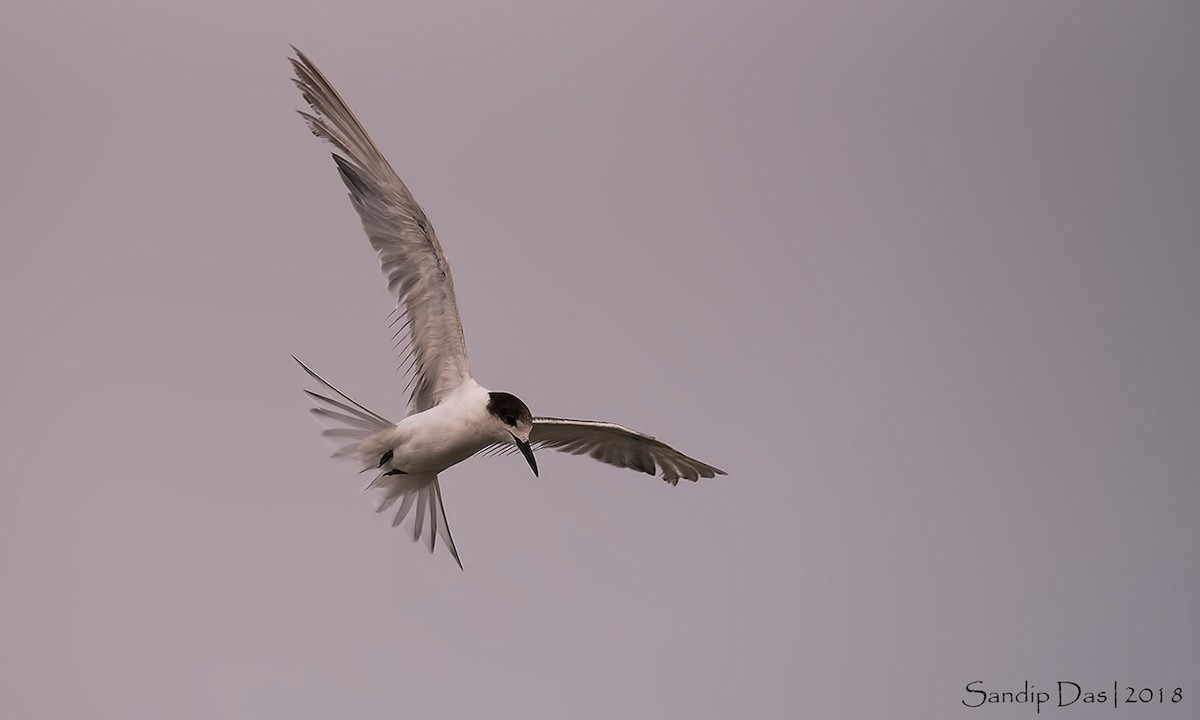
660,464,725,485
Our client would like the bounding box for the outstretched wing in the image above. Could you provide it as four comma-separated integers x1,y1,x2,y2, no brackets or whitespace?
526,417,725,485
290,48,471,412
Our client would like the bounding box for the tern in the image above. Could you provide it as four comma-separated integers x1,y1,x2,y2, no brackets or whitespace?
289,48,725,568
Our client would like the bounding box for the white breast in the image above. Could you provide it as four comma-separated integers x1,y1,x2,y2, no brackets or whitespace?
379,379,498,474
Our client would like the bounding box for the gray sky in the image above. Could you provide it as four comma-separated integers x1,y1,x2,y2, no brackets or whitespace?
2,2,1197,718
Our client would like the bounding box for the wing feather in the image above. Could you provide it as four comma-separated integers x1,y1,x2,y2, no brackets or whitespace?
291,48,471,412
529,417,725,486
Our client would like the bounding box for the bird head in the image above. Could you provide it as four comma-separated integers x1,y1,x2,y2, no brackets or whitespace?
486,391,538,477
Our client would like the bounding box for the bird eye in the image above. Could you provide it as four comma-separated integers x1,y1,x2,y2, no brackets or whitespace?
503,415,516,426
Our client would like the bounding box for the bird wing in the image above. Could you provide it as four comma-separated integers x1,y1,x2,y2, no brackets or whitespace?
526,417,725,485
290,48,471,412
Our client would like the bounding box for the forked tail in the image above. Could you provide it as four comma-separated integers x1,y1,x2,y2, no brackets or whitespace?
293,356,463,569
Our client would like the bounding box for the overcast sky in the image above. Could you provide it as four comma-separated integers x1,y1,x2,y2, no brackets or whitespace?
2,2,1197,718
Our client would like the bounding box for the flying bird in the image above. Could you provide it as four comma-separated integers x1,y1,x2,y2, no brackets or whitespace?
289,48,725,568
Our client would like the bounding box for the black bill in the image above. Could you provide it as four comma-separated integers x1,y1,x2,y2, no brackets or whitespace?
515,437,539,477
